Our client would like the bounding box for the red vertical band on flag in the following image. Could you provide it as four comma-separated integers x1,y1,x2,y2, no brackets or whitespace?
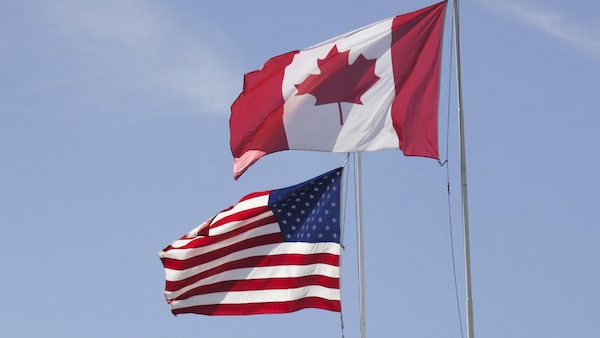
229,2,447,179
230,51,299,179
391,1,446,159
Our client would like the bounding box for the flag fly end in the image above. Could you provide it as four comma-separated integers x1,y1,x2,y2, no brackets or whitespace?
233,150,267,180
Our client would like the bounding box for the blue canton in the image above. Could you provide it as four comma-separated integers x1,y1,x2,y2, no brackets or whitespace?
268,167,343,244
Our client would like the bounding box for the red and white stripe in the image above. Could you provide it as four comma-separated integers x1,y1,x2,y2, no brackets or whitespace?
159,191,341,315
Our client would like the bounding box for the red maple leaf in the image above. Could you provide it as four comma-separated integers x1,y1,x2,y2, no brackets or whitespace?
295,45,380,125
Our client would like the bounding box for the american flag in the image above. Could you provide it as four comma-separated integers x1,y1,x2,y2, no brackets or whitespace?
159,167,343,315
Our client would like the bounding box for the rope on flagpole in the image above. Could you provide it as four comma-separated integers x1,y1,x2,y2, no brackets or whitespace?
339,153,350,338
338,153,351,338
439,4,465,337
438,0,456,170
353,152,367,338
340,153,351,250
444,165,466,338
452,1,476,337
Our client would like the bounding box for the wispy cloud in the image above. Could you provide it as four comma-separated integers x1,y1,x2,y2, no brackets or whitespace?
3,0,243,122
479,0,600,58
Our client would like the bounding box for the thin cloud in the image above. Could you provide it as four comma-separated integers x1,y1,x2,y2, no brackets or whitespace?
4,0,242,121
479,0,600,58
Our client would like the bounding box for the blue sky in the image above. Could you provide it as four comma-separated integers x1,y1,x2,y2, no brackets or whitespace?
2,0,599,337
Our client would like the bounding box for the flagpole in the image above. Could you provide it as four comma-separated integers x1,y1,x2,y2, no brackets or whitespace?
452,1,475,338
354,152,367,338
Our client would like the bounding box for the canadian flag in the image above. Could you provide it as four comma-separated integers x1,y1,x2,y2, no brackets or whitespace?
230,1,447,179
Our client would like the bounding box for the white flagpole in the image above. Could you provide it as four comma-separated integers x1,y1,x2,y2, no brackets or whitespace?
355,152,367,338
452,1,475,338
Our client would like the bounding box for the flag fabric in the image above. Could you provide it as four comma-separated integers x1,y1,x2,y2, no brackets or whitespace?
159,167,344,315
230,1,447,179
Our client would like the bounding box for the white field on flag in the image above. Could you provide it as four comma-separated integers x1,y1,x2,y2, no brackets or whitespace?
159,168,343,315
282,18,398,152
230,2,446,179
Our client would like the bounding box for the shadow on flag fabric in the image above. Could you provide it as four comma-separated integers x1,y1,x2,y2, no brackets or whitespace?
230,1,447,179
159,167,344,315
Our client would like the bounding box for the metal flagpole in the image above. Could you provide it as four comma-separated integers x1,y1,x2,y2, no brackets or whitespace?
354,152,367,338
452,1,475,338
